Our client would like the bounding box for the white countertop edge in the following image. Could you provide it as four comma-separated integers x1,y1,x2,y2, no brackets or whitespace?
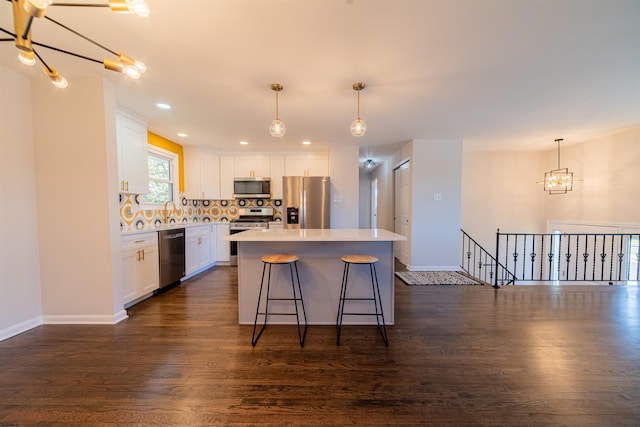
225,228,406,242
121,222,229,236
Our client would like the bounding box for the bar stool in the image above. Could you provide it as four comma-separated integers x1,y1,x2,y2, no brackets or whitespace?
336,254,388,346
252,254,308,347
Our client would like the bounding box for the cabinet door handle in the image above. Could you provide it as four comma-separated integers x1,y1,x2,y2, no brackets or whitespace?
125,181,129,192
136,249,141,261
141,249,145,261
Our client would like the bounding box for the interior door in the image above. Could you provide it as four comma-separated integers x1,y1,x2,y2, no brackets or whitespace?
371,178,378,229
394,161,410,266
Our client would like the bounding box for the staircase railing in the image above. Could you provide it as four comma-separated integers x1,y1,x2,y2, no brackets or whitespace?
461,229,516,287
495,229,640,287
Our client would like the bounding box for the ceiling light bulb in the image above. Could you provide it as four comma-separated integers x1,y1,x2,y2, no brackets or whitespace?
127,0,150,17
109,0,149,16
350,118,367,137
177,133,188,138
45,67,67,89
364,159,376,169
134,60,146,73
123,65,141,79
269,119,286,138
156,103,171,110
18,51,36,66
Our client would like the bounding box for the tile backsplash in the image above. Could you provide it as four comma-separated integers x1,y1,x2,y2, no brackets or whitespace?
119,194,283,232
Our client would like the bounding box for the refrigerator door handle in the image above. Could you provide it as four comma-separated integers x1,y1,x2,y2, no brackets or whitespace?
301,190,306,228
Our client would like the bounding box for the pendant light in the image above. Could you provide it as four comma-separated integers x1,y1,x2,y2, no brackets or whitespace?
269,83,286,137
350,82,367,137
538,138,580,194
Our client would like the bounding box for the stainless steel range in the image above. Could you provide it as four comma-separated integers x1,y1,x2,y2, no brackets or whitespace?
229,207,274,265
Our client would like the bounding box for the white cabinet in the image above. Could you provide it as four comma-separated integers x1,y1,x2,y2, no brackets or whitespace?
185,226,211,276
208,224,217,263
116,111,149,195
219,156,235,199
216,223,230,262
270,155,285,199
184,149,220,199
122,232,159,306
284,153,329,176
234,155,271,178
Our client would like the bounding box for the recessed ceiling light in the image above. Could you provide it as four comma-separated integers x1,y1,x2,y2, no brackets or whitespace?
240,141,249,145
156,102,171,110
302,140,311,145
177,132,187,137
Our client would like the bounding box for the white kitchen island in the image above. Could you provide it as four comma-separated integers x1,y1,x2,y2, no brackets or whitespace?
225,228,406,325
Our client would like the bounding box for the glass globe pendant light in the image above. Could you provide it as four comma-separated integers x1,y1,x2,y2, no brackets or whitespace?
269,83,286,137
350,82,367,137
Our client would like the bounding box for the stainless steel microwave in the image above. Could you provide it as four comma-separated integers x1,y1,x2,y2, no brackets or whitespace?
233,177,271,199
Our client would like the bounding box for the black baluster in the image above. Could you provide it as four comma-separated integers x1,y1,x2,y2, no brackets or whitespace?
522,235,527,279
592,236,597,281
609,236,614,282
540,235,545,281
575,235,579,281
530,236,536,281
564,235,571,281
548,252,554,281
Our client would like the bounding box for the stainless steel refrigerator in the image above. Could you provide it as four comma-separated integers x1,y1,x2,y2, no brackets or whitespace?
282,176,330,229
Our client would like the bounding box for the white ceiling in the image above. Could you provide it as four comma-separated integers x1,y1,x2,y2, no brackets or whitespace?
1,0,639,162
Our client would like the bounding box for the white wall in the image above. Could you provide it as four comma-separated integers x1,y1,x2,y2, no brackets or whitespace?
461,149,547,252
329,145,359,228
461,128,640,254
31,77,125,323
0,65,43,340
409,140,463,270
544,128,640,226
358,169,371,228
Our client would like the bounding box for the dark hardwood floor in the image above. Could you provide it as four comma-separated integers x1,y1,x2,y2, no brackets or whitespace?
1,266,639,426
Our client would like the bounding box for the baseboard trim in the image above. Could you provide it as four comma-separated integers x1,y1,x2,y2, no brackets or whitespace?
42,310,129,325
0,316,43,342
407,265,461,272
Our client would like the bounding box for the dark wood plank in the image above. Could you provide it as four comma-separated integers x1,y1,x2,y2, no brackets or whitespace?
1,266,639,426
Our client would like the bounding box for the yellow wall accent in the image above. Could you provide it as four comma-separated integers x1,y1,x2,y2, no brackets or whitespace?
147,132,184,192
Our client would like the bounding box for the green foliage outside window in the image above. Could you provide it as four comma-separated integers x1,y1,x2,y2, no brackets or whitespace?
143,153,174,204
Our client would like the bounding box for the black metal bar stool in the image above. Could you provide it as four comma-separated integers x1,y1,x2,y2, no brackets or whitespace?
252,254,308,347
336,254,388,346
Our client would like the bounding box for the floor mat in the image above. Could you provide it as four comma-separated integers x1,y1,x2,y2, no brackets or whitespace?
395,271,482,285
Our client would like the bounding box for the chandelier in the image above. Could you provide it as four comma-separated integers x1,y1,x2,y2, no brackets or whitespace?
539,138,578,195
0,0,149,88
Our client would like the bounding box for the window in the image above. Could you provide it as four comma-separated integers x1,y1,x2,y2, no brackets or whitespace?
142,147,178,205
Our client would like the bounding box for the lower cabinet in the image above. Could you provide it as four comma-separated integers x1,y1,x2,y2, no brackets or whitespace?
186,225,211,276
216,223,230,262
122,232,159,307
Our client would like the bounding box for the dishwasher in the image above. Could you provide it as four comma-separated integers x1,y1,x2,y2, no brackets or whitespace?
157,228,186,292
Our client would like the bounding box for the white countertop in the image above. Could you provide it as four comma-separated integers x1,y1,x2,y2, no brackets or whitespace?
225,228,406,242
121,221,228,236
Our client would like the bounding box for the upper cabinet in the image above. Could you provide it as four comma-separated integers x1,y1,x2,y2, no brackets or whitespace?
219,156,235,199
116,111,148,194
234,155,271,178
284,153,329,176
184,149,220,199
270,155,285,199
